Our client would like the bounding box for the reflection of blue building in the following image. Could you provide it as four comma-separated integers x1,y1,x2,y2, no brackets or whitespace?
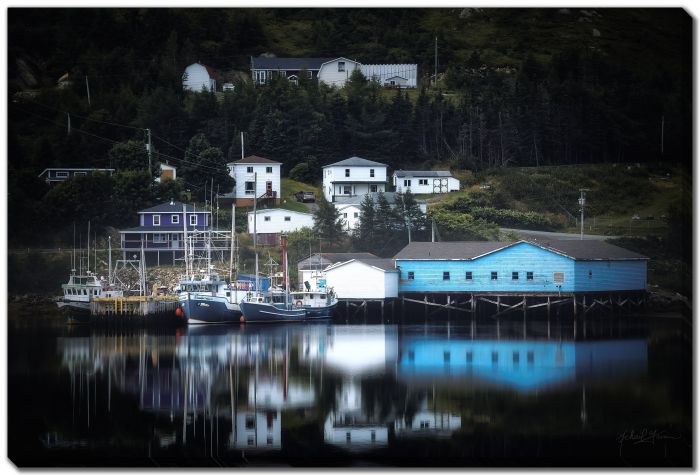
398,338,647,392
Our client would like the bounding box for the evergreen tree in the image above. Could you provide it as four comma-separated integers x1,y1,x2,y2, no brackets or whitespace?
313,196,344,242
352,194,376,251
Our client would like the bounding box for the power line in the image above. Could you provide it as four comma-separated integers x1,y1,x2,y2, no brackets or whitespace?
21,98,145,131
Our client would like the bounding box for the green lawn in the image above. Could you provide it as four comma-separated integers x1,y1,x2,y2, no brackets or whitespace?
279,178,321,213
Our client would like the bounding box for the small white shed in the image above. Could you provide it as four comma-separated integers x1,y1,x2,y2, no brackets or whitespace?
248,208,314,234
182,63,216,92
324,258,398,300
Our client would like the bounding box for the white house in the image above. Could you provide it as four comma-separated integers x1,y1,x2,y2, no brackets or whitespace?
324,258,399,300
296,252,378,288
247,208,314,245
155,163,176,183
393,170,460,194
322,156,387,202
317,57,362,87
182,62,217,92
227,155,281,207
361,64,418,88
38,167,115,185
333,192,428,233
251,56,331,85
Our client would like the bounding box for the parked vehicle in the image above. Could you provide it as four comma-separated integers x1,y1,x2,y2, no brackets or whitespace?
294,191,315,203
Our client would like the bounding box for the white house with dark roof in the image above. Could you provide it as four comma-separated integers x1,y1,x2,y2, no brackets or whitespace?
251,56,362,88
324,258,399,299
227,155,282,206
393,170,460,194
322,156,387,202
247,208,315,246
334,192,427,232
182,62,217,92
38,167,115,185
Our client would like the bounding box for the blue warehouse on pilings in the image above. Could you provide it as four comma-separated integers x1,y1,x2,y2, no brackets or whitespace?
392,240,648,317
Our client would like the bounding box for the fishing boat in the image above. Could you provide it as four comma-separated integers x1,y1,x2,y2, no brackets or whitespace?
239,235,337,323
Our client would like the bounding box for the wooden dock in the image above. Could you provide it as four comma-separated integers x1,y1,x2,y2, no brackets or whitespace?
90,295,180,320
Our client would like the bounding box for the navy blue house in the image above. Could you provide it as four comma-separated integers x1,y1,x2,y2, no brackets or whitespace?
393,240,648,295
119,201,218,265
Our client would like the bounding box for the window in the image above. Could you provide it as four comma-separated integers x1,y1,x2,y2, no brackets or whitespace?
370,185,378,192
588,270,593,279
153,233,167,243
245,181,255,194
403,179,412,187
354,212,359,218
345,168,350,177
370,169,375,177
465,271,472,280
419,179,428,185
74,171,87,176
56,171,69,178
491,352,499,364
246,166,254,173
513,351,520,364
338,61,346,72
407,271,415,280
172,215,179,224
247,436,254,446
153,214,161,226
443,271,450,280
343,212,348,218
526,271,533,280
491,271,498,280
343,185,351,195
189,215,197,226
245,415,255,429
264,216,271,222
266,166,273,173
346,432,351,443
527,351,535,364
512,271,519,280
553,272,565,284
284,216,291,221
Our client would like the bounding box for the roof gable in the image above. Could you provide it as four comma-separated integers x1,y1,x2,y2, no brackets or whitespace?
232,155,281,165
323,156,387,168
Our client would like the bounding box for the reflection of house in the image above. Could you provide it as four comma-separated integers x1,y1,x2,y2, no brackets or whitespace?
322,156,387,203
227,155,281,207
394,398,461,438
247,376,316,409
323,378,388,451
398,338,648,392
394,240,648,294
231,410,281,450
333,192,427,232
247,209,314,246
393,170,460,194
38,167,114,184
324,258,399,299
322,326,398,374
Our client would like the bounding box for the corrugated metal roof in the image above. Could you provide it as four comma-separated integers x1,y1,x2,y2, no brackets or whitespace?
360,64,418,86
393,170,453,178
232,155,281,164
393,240,648,261
297,252,377,270
138,202,210,214
251,56,334,70
323,156,387,168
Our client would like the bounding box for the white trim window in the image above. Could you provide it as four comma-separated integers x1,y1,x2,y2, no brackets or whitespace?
247,166,254,173
404,179,411,187
370,185,378,193
284,216,291,222
245,181,255,195
189,214,197,226
370,169,375,177
55,171,69,178
419,179,428,185
266,166,273,173
264,216,271,222
153,233,168,243
172,214,180,224
338,61,345,72
153,214,161,226
74,171,87,176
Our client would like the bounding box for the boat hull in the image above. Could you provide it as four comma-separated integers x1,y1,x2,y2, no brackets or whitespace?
239,301,335,323
181,294,242,324
57,301,91,324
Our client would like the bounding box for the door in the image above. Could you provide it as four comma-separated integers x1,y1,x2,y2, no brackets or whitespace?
266,181,273,196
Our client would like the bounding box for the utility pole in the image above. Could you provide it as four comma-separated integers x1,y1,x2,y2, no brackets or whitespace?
660,115,665,157
578,189,589,240
434,36,438,87
146,128,153,176
85,76,91,107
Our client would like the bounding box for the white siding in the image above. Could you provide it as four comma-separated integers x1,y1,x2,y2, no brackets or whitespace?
324,260,399,299
182,63,215,92
361,64,418,88
323,165,388,201
393,174,460,194
247,209,314,234
335,204,362,232
231,163,281,200
318,58,361,88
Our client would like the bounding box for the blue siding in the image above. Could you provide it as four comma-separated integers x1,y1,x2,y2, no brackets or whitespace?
396,241,646,293
574,260,647,291
397,242,576,293
143,212,209,228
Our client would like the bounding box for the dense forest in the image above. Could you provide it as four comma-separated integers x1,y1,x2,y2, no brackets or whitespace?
7,8,692,246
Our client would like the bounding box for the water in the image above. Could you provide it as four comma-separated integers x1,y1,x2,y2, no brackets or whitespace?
8,308,692,467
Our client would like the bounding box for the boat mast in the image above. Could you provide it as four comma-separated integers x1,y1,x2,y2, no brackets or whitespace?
182,203,189,278
282,234,289,306
229,202,236,283
87,220,90,274
108,235,112,285
253,171,259,293
72,222,76,274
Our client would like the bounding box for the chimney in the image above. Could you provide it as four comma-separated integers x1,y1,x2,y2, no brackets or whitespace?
170,198,174,206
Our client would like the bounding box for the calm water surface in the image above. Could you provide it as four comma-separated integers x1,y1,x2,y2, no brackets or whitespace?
8,309,692,467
